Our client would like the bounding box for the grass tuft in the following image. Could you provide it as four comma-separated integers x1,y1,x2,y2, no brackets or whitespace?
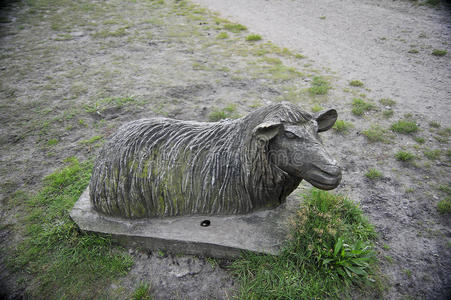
311,104,324,113
431,49,447,57
132,282,153,300
231,189,380,299
246,34,262,42
395,151,415,162
391,119,418,134
423,149,441,160
7,158,133,299
362,125,391,143
333,120,354,135
349,80,364,87
365,169,383,180
379,98,396,107
208,104,238,121
352,98,374,116
223,23,247,33
437,198,451,214
383,109,394,118
414,136,425,144
216,32,229,39
308,76,331,95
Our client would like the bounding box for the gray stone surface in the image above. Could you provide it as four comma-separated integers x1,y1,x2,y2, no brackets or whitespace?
70,187,301,258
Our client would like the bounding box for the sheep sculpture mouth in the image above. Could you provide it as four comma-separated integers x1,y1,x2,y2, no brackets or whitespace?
302,165,342,190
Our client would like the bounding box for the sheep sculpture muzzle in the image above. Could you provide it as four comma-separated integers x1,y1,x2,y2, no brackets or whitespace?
89,103,341,219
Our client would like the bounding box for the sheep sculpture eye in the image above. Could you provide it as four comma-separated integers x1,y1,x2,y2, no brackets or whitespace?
284,131,296,139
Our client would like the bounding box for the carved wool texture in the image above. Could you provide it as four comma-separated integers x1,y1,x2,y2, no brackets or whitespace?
90,103,311,218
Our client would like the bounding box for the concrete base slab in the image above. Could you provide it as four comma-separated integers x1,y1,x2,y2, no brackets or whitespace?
70,188,300,258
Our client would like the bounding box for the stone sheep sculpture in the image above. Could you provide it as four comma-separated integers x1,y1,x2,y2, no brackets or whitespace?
89,103,342,219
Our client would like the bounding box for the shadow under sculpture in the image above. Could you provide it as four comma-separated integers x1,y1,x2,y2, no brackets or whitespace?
90,103,342,219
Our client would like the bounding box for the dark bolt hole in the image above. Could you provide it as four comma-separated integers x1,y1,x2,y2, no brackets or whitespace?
200,220,211,227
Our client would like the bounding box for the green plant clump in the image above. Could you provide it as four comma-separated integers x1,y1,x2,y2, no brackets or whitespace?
208,104,238,121
216,31,229,39
379,98,396,107
431,49,447,57
352,98,374,116
395,151,415,162
437,198,451,214
246,34,262,41
231,189,380,299
333,120,353,135
7,158,133,298
311,104,324,113
349,80,364,87
414,136,425,144
383,109,394,118
223,23,247,33
308,76,331,95
362,125,391,143
365,169,383,180
132,282,153,300
391,119,418,134
424,149,441,160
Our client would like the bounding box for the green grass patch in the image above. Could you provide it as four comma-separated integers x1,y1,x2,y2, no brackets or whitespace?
7,158,133,299
246,34,262,41
395,151,415,162
46,138,59,146
438,184,451,195
349,80,364,87
383,109,394,118
308,76,331,95
311,104,324,113
80,135,104,145
423,149,441,160
365,169,383,180
216,31,229,39
231,189,379,299
208,104,238,121
223,23,247,33
437,198,451,214
431,49,447,57
414,136,425,144
83,96,136,114
333,120,354,135
362,125,391,143
93,26,129,38
391,119,418,134
132,282,153,300
352,98,374,116
379,98,396,107
408,49,419,54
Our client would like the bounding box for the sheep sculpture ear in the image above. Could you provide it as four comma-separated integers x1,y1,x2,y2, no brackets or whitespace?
253,121,282,142
314,109,338,132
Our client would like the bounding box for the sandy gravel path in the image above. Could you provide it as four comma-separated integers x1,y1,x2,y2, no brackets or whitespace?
193,0,451,125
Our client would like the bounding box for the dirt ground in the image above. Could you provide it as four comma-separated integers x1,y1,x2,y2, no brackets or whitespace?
0,0,450,299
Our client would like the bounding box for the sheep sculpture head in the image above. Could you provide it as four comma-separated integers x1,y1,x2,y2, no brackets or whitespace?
253,108,341,191
89,103,341,219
